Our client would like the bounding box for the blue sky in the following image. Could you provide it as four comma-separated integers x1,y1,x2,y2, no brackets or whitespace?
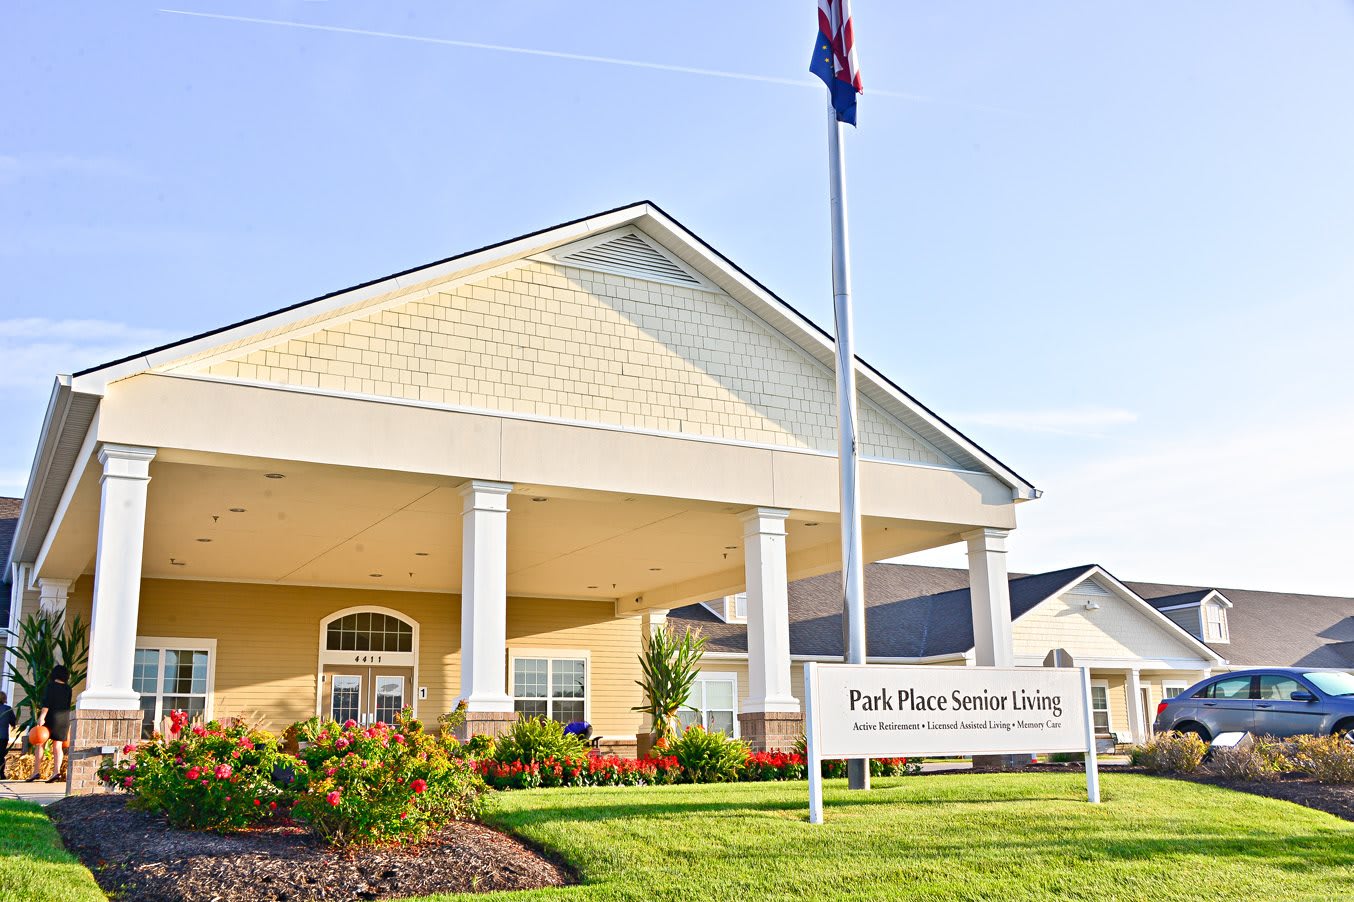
3,2,1352,595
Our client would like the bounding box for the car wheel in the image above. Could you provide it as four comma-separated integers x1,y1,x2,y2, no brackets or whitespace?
1332,721,1354,743
1178,723,1211,742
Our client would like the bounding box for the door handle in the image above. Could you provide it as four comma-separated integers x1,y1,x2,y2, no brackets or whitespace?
1256,704,1273,709
1203,702,1217,707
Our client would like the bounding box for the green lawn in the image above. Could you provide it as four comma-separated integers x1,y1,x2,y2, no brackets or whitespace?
419,773,1354,902
0,800,104,902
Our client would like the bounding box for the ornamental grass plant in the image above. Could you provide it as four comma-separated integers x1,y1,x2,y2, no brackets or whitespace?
1128,731,1208,774
670,724,748,783
491,715,590,765
1290,734,1354,784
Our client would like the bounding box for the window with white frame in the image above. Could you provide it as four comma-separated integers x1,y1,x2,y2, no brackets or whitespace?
1162,681,1189,699
1202,603,1229,642
677,673,738,736
133,639,214,739
1089,681,1111,734
512,654,587,724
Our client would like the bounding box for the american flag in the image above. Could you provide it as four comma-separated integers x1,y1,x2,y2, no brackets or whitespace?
810,0,863,125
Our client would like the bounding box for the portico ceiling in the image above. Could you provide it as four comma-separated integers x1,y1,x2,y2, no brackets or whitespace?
39,451,963,609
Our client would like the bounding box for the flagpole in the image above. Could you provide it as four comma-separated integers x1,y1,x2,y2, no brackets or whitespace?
826,96,870,792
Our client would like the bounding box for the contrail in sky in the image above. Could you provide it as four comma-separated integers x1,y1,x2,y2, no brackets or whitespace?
158,9,1017,115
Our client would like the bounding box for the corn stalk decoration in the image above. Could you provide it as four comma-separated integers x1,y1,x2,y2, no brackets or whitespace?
632,624,706,744
3,610,89,750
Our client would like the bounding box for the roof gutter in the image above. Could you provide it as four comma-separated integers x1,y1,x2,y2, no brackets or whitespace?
4,377,102,578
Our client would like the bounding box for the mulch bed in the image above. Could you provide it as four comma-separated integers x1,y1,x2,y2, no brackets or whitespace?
48,794,574,901
1015,761,1354,823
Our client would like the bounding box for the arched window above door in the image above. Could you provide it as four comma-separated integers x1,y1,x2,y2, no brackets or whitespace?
325,611,413,653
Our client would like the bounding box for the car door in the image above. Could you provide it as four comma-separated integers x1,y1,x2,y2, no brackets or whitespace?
1253,674,1327,738
1197,675,1256,735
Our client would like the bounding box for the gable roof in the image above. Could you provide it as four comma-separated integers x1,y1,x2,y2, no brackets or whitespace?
669,562,1217,662
1129,579,1354,668
64,201,1034,497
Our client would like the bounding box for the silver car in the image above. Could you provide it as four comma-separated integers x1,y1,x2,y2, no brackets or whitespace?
1153,668,1354,740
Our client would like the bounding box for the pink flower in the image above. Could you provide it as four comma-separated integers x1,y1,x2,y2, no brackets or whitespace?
185,767,200,780
342,719,357,730
191,724,207,736
121,744,136,754
201,779,209,786
411,779,427,794
375,721,386,729
225,796,231,802
326,767,337,777
214,764,232,779
335,738,350,750
326,790,341,806
393,734,405,745
122,776,134,787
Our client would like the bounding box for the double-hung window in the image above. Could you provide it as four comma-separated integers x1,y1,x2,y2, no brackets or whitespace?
677,673,738,736
511,653,587,724
132,638,215,738
1203,603,1229,642
1089,681,1111,734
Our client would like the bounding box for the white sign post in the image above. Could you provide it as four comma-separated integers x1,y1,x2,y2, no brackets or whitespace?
805,662,1101,824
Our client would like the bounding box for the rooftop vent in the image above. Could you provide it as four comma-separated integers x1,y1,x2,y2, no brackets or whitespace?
558,232,703,287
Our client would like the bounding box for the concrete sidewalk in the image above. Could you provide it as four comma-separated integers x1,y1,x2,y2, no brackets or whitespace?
0,778,67,806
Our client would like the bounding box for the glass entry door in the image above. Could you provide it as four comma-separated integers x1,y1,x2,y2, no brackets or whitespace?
324,667,412,725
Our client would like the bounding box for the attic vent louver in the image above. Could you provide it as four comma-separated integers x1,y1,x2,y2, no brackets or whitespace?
560,233,703,286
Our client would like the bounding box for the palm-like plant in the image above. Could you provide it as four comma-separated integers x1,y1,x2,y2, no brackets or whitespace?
632,624,706,744
4,610,89,750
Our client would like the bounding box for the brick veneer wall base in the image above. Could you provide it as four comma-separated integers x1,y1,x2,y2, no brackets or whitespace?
67,709,141,795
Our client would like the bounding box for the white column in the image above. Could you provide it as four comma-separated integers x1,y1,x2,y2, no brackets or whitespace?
459,480,514,713
964,528,1013,668
79,445,156,711
1125,668,1145,744
640,609,668,649
38,578,70,620
742,507,798,713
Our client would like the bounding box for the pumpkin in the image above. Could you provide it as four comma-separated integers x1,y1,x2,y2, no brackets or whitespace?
28,725,50,747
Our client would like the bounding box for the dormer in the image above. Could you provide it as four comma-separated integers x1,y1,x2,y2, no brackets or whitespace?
1152,590,1233,644
701,592,747,624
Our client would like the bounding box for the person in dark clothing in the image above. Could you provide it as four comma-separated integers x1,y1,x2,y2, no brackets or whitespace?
28,664,70,783
0,691,16,771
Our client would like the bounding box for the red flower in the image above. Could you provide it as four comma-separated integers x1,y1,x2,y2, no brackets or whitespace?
342,719,357,730
214,764,232,779
122,776,134,787
185,767,200,781
326,789,342,806
269,801,278,810
191,725,207,736
411,779,427,794
393,734,406,744
253,798,261,806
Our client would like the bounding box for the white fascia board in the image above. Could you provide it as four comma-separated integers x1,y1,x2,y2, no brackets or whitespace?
1013,655,1220,670
1076,567,1227,665
6,378,70,574
32,409,100,581
632,208,1036,499
699,651,971,665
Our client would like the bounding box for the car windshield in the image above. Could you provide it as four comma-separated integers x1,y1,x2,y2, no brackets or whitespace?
1302,671,1354,697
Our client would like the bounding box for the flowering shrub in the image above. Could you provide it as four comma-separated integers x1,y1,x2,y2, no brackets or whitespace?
670,725,748,783
290,713,485,847
741,751,808,781
1207,736,1292,782
97,719,293,832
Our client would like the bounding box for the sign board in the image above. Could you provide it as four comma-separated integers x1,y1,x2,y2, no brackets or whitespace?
804,662,1100,823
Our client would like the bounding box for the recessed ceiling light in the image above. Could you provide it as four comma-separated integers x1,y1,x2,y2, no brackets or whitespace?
264,473,286,479
531,497,547,502
229,508,246,513
369,573,383,578
196,538,212,543
414,552,429,557
804,522,820,527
